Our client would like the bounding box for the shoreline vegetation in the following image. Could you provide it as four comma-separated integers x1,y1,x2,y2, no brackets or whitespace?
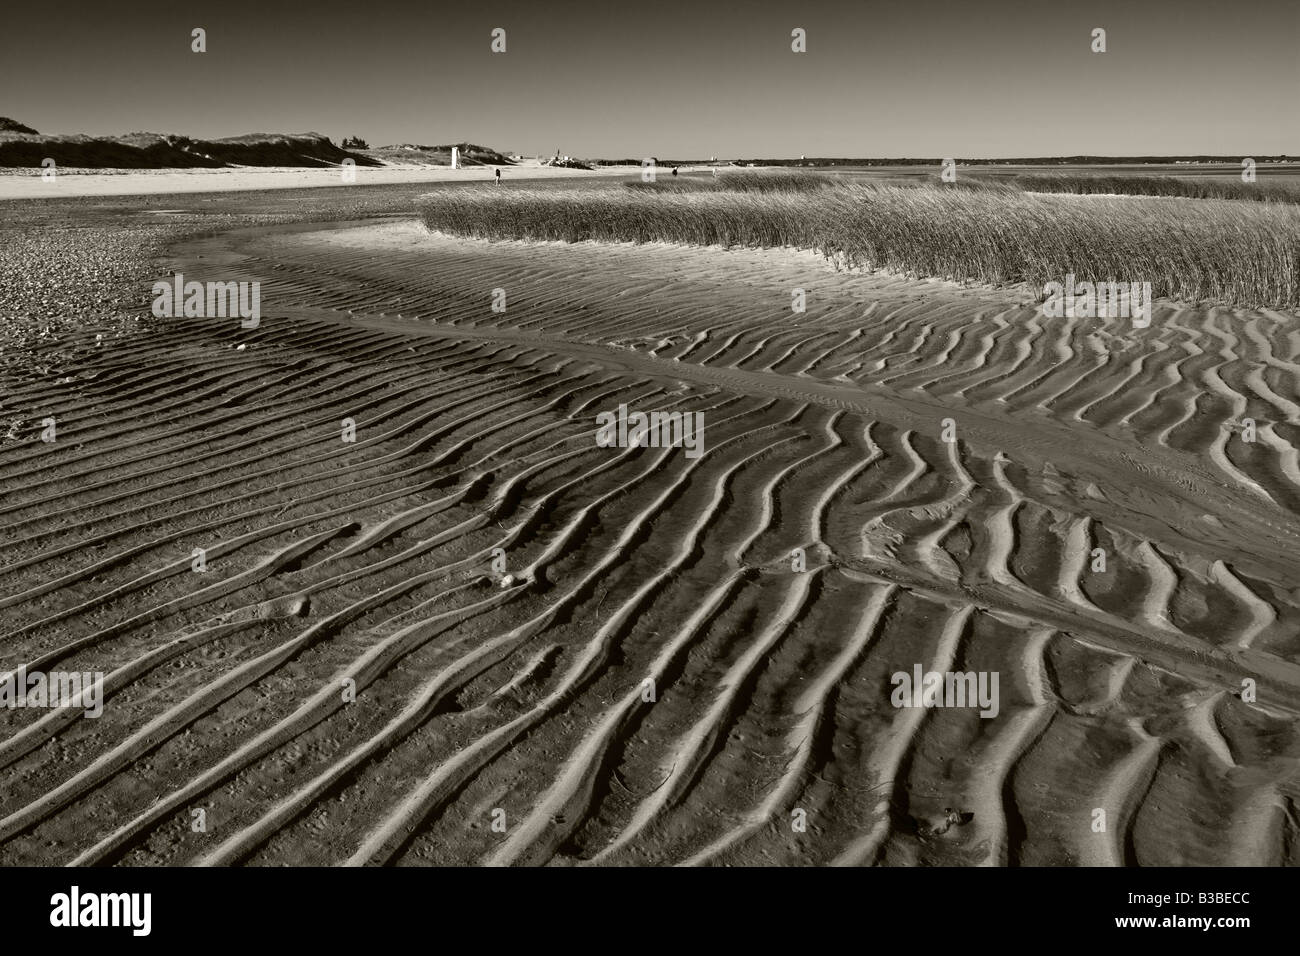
419,172,1300,308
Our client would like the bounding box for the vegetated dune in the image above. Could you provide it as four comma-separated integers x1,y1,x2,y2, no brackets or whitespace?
359,143,515,167
0,117,39,135
2,197,1299,867
0,131,381,169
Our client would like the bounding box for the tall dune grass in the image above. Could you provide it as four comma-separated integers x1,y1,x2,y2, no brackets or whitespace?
918,172,1300,203
420,183,1300,308
1005,174,1300,203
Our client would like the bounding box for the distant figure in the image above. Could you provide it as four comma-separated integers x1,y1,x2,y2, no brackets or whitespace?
494,167,501,185
671,167,678,177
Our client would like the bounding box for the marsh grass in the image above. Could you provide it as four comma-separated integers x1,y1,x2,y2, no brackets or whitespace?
624,169,842,193
1004,174,1300,203
420,181,1300,307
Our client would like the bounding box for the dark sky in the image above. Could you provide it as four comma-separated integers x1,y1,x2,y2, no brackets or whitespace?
3,0,1296,157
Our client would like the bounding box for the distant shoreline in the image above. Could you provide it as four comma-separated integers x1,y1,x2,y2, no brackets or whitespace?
4,159,1297,201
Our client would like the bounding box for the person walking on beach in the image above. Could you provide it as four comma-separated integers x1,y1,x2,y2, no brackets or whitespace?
494,167,501,185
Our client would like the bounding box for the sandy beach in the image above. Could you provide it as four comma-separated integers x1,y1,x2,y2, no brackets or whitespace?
0,162,617,199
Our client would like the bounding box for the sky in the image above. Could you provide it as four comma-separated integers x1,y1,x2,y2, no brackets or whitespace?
3,0,1296,158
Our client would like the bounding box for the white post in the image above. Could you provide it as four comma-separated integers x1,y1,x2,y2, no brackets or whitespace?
451,146,460,169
